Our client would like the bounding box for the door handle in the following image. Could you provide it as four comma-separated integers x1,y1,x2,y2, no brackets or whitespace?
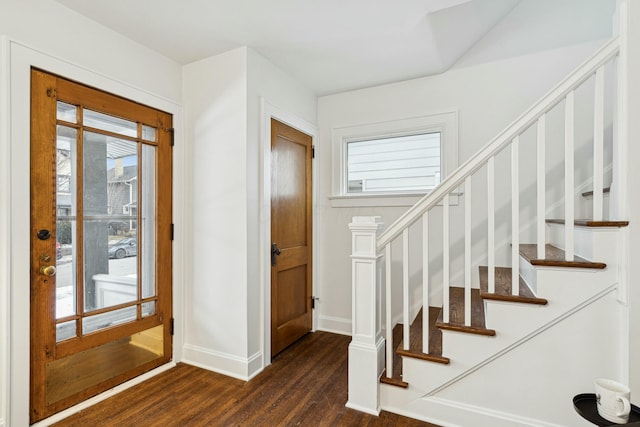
40,265,57,276
271,243,281,266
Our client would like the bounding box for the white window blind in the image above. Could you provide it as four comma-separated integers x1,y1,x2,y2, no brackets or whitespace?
346,132,441,193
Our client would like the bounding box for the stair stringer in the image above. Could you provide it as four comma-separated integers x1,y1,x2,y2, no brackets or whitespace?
398,266,617,393
380,286,622,427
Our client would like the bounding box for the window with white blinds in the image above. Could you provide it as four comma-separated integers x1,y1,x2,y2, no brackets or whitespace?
346,132,441,193
330,111,457,207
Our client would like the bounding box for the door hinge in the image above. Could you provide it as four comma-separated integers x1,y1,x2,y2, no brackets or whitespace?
169,128,175,146
170,317,175,335
311,296,319,309
170,223,174,241
312,145,315,159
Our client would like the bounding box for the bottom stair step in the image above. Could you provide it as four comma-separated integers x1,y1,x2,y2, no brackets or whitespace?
436,288,496,336
380,372,408,388
381,307,449,388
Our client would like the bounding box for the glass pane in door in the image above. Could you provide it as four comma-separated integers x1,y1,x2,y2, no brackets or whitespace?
84,109,137,137
83,131,139,314
141,144,156,299
56,125,77,321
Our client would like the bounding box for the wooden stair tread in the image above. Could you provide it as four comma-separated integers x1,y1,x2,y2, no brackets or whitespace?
519,244,606,269
436,288,496,336
380,372,408,388
397,307,449,365
546,219,629,227
479,266,547,305
582,187,610,197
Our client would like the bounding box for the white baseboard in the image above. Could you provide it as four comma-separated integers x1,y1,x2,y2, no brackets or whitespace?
345,401,381,416
382,393,566,427
182,343,263,381
422,397,568,427
317,315,351,335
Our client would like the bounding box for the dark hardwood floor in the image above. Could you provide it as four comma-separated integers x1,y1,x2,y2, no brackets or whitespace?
53,331,439,426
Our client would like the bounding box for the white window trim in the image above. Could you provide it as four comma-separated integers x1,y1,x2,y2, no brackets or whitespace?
330,112,458,207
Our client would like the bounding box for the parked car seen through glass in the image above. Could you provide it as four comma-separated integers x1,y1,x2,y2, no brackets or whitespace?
108,237,137,259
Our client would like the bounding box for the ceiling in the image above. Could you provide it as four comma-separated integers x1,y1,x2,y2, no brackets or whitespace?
55,0,521,95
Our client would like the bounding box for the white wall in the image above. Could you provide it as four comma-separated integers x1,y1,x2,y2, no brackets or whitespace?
183,47,316,379
622,0,640,398
316,0,615,334
0,1,183,425
0,0,182,101
182,48,252,377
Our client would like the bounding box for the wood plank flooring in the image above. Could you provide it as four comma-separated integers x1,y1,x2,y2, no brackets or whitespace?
53,331,438,427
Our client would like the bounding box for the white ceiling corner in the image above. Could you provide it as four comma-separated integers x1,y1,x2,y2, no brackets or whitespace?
54,0,521,95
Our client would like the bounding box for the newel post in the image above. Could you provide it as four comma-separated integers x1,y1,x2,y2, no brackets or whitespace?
346,216,385,415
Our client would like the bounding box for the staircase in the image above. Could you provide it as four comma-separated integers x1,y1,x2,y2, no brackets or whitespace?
347,37,631,426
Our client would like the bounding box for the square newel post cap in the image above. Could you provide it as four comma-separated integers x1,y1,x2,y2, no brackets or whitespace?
349,216,384,232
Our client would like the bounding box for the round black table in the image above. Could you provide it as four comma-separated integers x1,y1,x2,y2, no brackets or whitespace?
574,393,640,426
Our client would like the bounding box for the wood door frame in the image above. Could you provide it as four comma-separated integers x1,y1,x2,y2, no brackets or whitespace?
3,40,185,427
260,98,318,368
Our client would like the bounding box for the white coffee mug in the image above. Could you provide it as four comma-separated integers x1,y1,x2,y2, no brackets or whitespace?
595,378,631,424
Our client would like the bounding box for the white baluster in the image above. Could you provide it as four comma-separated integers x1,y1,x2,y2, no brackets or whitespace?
403,228,409,350
422,212,429,354
487,157,495,294
537,116,546,259
565,92,575,261
512,137,520,296
443,194,450,323
464,176,471,326
593,67,605,221
385,243,392,378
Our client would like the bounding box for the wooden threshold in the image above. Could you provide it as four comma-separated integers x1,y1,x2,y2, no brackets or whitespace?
546,219,629,227
519,244,606,269
479,266,548,305
436,288,496,337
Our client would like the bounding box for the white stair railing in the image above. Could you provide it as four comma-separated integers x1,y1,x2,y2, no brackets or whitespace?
349,37,620,393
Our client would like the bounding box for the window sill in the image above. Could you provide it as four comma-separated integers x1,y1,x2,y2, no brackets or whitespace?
328,192,461,208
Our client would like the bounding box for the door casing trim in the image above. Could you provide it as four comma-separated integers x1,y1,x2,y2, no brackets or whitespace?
2,38,185,427
260,98,318,370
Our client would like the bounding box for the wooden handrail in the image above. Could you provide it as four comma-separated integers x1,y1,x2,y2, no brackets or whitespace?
376,37,619,251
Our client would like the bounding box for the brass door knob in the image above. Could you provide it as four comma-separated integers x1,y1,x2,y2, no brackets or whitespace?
40,265,57,276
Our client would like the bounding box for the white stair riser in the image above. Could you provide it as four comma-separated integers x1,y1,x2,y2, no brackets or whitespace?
535,268,617,299
520,255,538,293
547,224,620,264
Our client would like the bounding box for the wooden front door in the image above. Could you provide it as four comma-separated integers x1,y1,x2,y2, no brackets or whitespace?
270,119,313,357
30,69,173,422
